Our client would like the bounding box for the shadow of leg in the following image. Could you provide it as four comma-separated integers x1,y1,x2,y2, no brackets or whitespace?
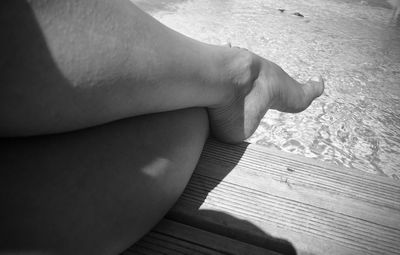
163,139,298,254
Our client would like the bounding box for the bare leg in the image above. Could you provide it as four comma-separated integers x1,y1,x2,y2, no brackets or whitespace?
1,1,325,253
0,108,208,255
1,0,324,143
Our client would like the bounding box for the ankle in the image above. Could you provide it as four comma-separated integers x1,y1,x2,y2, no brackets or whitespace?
215,47,259,108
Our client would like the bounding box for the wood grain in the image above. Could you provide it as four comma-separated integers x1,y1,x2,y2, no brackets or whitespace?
124,219,278,255
129,139,400,255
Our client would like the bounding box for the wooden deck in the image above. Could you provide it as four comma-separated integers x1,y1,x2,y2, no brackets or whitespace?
124,139,400,255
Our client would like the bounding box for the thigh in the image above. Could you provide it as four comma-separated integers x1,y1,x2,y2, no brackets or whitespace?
0,108,208,255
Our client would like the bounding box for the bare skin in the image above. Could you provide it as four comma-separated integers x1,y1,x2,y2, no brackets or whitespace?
0,0,324,254
1,108,209,255
0,0,323,142
209,48,324,142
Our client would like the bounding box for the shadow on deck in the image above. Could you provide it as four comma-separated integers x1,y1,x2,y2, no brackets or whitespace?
124,138,400,255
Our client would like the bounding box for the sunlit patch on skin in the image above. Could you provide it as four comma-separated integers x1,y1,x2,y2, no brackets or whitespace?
141,157,170,178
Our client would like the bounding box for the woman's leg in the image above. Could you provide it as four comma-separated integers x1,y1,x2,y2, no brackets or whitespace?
1,0,324,143
0,108,208,255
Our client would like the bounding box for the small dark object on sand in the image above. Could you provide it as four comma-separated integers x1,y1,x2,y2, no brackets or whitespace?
278,8,285,13
287,167,295,172
293,12,304,17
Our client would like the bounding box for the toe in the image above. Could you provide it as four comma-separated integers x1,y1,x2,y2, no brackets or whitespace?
299,76,324,111
305,76,325,99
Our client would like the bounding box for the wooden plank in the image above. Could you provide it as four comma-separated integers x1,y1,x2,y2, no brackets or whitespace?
125,219,279,255
166,139,400,255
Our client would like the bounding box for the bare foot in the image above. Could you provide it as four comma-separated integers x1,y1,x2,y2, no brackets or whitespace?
208,48,324,143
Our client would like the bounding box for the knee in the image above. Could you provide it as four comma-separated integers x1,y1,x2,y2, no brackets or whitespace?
155,107,209,171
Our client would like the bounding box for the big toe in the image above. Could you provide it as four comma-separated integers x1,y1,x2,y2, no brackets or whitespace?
305,76,325,99
293,76,324,113
298,76,324,110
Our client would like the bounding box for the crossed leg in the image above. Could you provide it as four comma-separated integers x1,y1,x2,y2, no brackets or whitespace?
1,1,325,254
0,108,208,255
